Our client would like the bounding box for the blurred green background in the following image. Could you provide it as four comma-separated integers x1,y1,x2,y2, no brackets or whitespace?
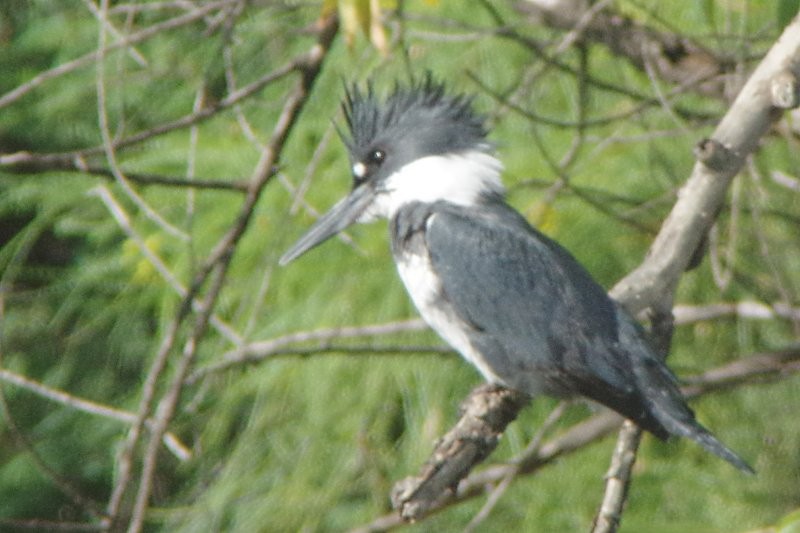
1,0,799,531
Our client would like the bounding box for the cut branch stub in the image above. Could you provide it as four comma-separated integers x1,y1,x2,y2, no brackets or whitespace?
770,69,800,109
693,138,740,173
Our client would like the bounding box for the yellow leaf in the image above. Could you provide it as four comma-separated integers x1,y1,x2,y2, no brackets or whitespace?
338,0,369,47
369,0,388,56
122,235,163,285
526,201,559,235
331,0,389,55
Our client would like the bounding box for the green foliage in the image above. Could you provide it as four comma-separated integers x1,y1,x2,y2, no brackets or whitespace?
777,0,800,28
1,1,799,531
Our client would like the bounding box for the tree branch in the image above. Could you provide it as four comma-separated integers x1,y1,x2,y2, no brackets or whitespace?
0,0,239,110
0,368,191,461
107,13,340,531
187,319,428,383
387,8,800,527
390,385,529,522
612,12,800,313
592,10,800,530
673,301,800,324
516,0,740,100
2,159,249,192
353,344,800,532
591,420,641,533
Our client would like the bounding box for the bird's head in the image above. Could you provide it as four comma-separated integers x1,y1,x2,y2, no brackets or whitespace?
280,76,504,265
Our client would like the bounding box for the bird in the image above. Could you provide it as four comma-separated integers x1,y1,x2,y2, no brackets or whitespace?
279,75,753,474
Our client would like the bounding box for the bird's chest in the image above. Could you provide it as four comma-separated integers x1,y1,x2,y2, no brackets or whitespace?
391,206,445,313
394,249,505,385
395,251,445,321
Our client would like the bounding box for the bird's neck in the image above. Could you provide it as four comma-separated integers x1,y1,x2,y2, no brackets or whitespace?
363,150,505,222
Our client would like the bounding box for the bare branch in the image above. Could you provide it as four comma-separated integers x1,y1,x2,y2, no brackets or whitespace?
0,518,105,532
187,319,428,383
1,159,249,191
462,402,569,532
118,13,340,531
0,368,191,461
80,0,148,67
0,12,302,177
595,13,800,529
0,0,239,110
384,9,800,526
94,10,189,243
354,344,800,532
517,0,740,99
673,301,800,324
390,385,529,522
612,14,800,313
591,421,642,533
681,344,800,395
90,185,244,346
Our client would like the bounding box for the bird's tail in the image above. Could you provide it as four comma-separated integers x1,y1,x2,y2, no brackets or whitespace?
666,418,755,474
633,355,755,474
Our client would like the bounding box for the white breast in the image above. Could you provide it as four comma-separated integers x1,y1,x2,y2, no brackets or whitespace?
395,246,506,386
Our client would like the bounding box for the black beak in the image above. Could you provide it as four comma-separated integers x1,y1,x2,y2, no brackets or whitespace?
279,184,376,266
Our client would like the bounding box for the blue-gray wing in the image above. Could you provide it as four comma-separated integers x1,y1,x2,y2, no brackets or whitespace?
418,202,756,467
424,201,658,427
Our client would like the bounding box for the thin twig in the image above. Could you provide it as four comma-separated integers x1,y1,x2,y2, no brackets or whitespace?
462,402,568,533
94,11,189,242
90,185,243,346
0,518,106,531
0,0,238,109
187,319,428,383
591,421,642,533
0,381,106,523
121,14,339,531
673,301,800,324
80,0,148,66
0,155,249,190
0,368,191,460
746,159,800,336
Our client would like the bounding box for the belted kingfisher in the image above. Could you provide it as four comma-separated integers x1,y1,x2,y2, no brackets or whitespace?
280,76,753,473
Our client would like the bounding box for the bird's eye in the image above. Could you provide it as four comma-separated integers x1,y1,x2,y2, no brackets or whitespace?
367,149,385,165
353,149,386,183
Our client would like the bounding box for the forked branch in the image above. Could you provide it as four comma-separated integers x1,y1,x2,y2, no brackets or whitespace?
388,9,800,529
